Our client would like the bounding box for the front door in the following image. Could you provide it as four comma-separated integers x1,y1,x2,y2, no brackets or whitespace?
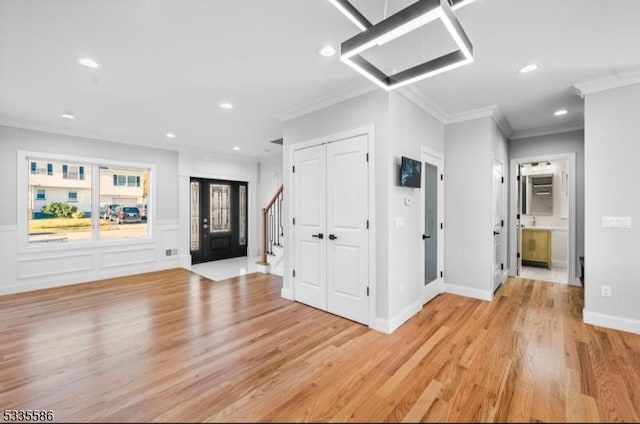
190,178,248,264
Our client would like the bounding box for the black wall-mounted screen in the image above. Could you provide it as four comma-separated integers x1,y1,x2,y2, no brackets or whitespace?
400,156,421,188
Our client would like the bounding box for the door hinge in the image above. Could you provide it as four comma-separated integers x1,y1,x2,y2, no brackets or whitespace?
366,219,369,229
292,166,295,173
501,219,504,227
501,176,504,183
366,286,370,296
516,214,520,220
440,271,443,278
517,253,521,259
440,174,444,181
292,269,296,277
440,222,443,230
293,217,295,225
366,153,369,162
500,263,504,270
517,175,520,182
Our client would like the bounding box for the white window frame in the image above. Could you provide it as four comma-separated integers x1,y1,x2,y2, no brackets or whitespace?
17,150,156,252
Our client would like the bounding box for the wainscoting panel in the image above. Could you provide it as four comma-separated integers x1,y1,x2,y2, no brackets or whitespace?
0,220,180,295
18,254,93,279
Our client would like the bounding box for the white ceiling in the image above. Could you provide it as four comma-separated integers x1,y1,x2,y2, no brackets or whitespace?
1,0,639,156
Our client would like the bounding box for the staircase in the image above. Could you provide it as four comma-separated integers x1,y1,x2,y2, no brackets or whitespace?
257,184,284,275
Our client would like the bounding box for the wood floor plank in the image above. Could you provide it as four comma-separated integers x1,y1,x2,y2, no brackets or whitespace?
2,270,640,422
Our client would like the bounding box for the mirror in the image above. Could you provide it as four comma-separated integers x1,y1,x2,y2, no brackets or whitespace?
522,174,553,215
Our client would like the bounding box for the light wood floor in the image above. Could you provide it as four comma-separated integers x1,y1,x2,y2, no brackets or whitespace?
2,269,640,422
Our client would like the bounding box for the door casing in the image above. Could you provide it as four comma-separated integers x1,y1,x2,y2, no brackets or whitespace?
508,152,578,285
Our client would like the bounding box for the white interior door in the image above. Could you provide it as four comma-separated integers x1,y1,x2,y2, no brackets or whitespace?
420,150,444,305
293,145,326,310
493,158,505,291
326,135,369,324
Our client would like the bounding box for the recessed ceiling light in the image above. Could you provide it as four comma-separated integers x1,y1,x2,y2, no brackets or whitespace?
318,46,336,57
554,109,568,116
61,113,75,120
220,102,234,110
233,146,240,151
77,58,99,69
166,133,176,139
519,63,539,74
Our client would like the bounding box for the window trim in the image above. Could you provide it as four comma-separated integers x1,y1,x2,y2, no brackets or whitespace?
18,150,156,252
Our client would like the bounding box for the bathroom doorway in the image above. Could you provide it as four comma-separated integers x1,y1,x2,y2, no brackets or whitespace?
510,153,578,285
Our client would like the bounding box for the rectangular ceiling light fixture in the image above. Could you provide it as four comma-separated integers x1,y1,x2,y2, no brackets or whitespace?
338,0,474,91
327,0,373,31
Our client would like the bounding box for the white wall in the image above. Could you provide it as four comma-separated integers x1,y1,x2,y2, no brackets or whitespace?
0,125,180,295
582,84,640,334
509,129,584,274
283,90,390,319
444,117,505,300
387,92,444,322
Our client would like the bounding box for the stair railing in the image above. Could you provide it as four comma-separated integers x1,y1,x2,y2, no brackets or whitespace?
257,184,283,266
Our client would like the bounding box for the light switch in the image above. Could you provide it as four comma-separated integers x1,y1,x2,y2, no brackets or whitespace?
601,216,632,229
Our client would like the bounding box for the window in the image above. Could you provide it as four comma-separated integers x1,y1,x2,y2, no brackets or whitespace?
100,167,149,240
30,161,51,175
25,155,151,245
63,164,85,180
113,174,141,187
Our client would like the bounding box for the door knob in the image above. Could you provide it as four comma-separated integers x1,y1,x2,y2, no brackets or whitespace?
422,234,431,240
329,234,338,240
312,233,324,239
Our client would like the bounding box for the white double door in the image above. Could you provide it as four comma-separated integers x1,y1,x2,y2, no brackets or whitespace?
293,135,369,325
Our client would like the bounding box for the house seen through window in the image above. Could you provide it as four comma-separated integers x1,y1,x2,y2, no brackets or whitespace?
27,157,150,244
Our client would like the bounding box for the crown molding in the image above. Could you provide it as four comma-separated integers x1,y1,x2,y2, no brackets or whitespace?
446,104,495,124
573,68,640,98
491,106,514,139
509,121,584,140
395,85,448,123
444,104,513,138
278,83,377,122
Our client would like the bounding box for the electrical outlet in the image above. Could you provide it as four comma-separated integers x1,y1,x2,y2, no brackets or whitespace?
601,285,612,297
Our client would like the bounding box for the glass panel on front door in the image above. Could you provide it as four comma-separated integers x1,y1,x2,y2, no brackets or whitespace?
239,185,247,245
210,184,231,233
190,181,200,251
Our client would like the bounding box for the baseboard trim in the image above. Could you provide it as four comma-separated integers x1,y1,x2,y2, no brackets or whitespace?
444,283,493,301
281,288,293,300
370,300,422,334
583,309,640,335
